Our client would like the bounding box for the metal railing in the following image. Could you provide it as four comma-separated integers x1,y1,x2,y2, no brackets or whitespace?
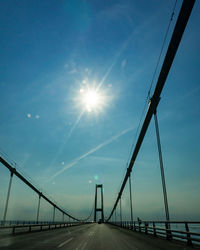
109,221,200,246
0,220,61,226
0,220,79,226
0,220,91,234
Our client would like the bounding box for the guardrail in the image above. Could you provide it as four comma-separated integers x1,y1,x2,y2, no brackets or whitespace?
0,221,91,234
0,220,72,226
109,221,200,246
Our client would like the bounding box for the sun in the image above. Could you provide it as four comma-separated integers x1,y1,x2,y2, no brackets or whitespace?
75,78,111,114
79,86,105,113
82,89,100,112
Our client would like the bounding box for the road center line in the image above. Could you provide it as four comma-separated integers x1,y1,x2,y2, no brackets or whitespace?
57,237,73,248
81,241,87,250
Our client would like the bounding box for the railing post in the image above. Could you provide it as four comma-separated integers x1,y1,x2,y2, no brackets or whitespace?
185,222,192,246
153,222,157,236
134,221,136,231
138,217,141,232
3,171,14,224
165,222,172,240
145,222,148,234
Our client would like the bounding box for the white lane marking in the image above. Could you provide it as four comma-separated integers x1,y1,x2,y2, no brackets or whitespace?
88,231,94,236
76,241,87,250
57,237,73,248
81,242,87,250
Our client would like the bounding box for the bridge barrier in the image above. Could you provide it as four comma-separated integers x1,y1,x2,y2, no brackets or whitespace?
0,221,91,234
0,220,66,226
108,221,200,246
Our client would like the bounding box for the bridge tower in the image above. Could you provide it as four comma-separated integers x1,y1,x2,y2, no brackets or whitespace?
94,184,104,222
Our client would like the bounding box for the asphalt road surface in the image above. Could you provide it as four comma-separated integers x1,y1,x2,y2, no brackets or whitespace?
0,223,199,250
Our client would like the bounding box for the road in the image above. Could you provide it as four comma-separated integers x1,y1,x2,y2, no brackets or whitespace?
0,223,198,250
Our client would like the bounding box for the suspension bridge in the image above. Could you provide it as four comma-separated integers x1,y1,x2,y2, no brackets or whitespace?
0,0,199,249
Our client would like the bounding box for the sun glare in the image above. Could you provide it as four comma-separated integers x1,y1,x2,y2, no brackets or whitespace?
83,90,100,112
78,84,105,113
76,79,110,114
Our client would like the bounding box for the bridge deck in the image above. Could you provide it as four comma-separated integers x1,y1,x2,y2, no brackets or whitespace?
0,223,199,250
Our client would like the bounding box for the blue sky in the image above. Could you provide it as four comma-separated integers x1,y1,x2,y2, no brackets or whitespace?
0,0,200,222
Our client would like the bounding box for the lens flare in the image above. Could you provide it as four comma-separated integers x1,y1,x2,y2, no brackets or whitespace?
83,90,100,112
75,78,112,114
79,86,104,113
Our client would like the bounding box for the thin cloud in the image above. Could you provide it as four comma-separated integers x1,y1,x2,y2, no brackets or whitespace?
97,33,134,91
47,127,135,182
47,111,84,171
68,68,78,74
89,155,124,163
98,3,131,22
121,59,127,68
66,111,84,140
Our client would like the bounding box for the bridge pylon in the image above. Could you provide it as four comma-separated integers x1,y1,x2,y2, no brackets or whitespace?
94,184,104,222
